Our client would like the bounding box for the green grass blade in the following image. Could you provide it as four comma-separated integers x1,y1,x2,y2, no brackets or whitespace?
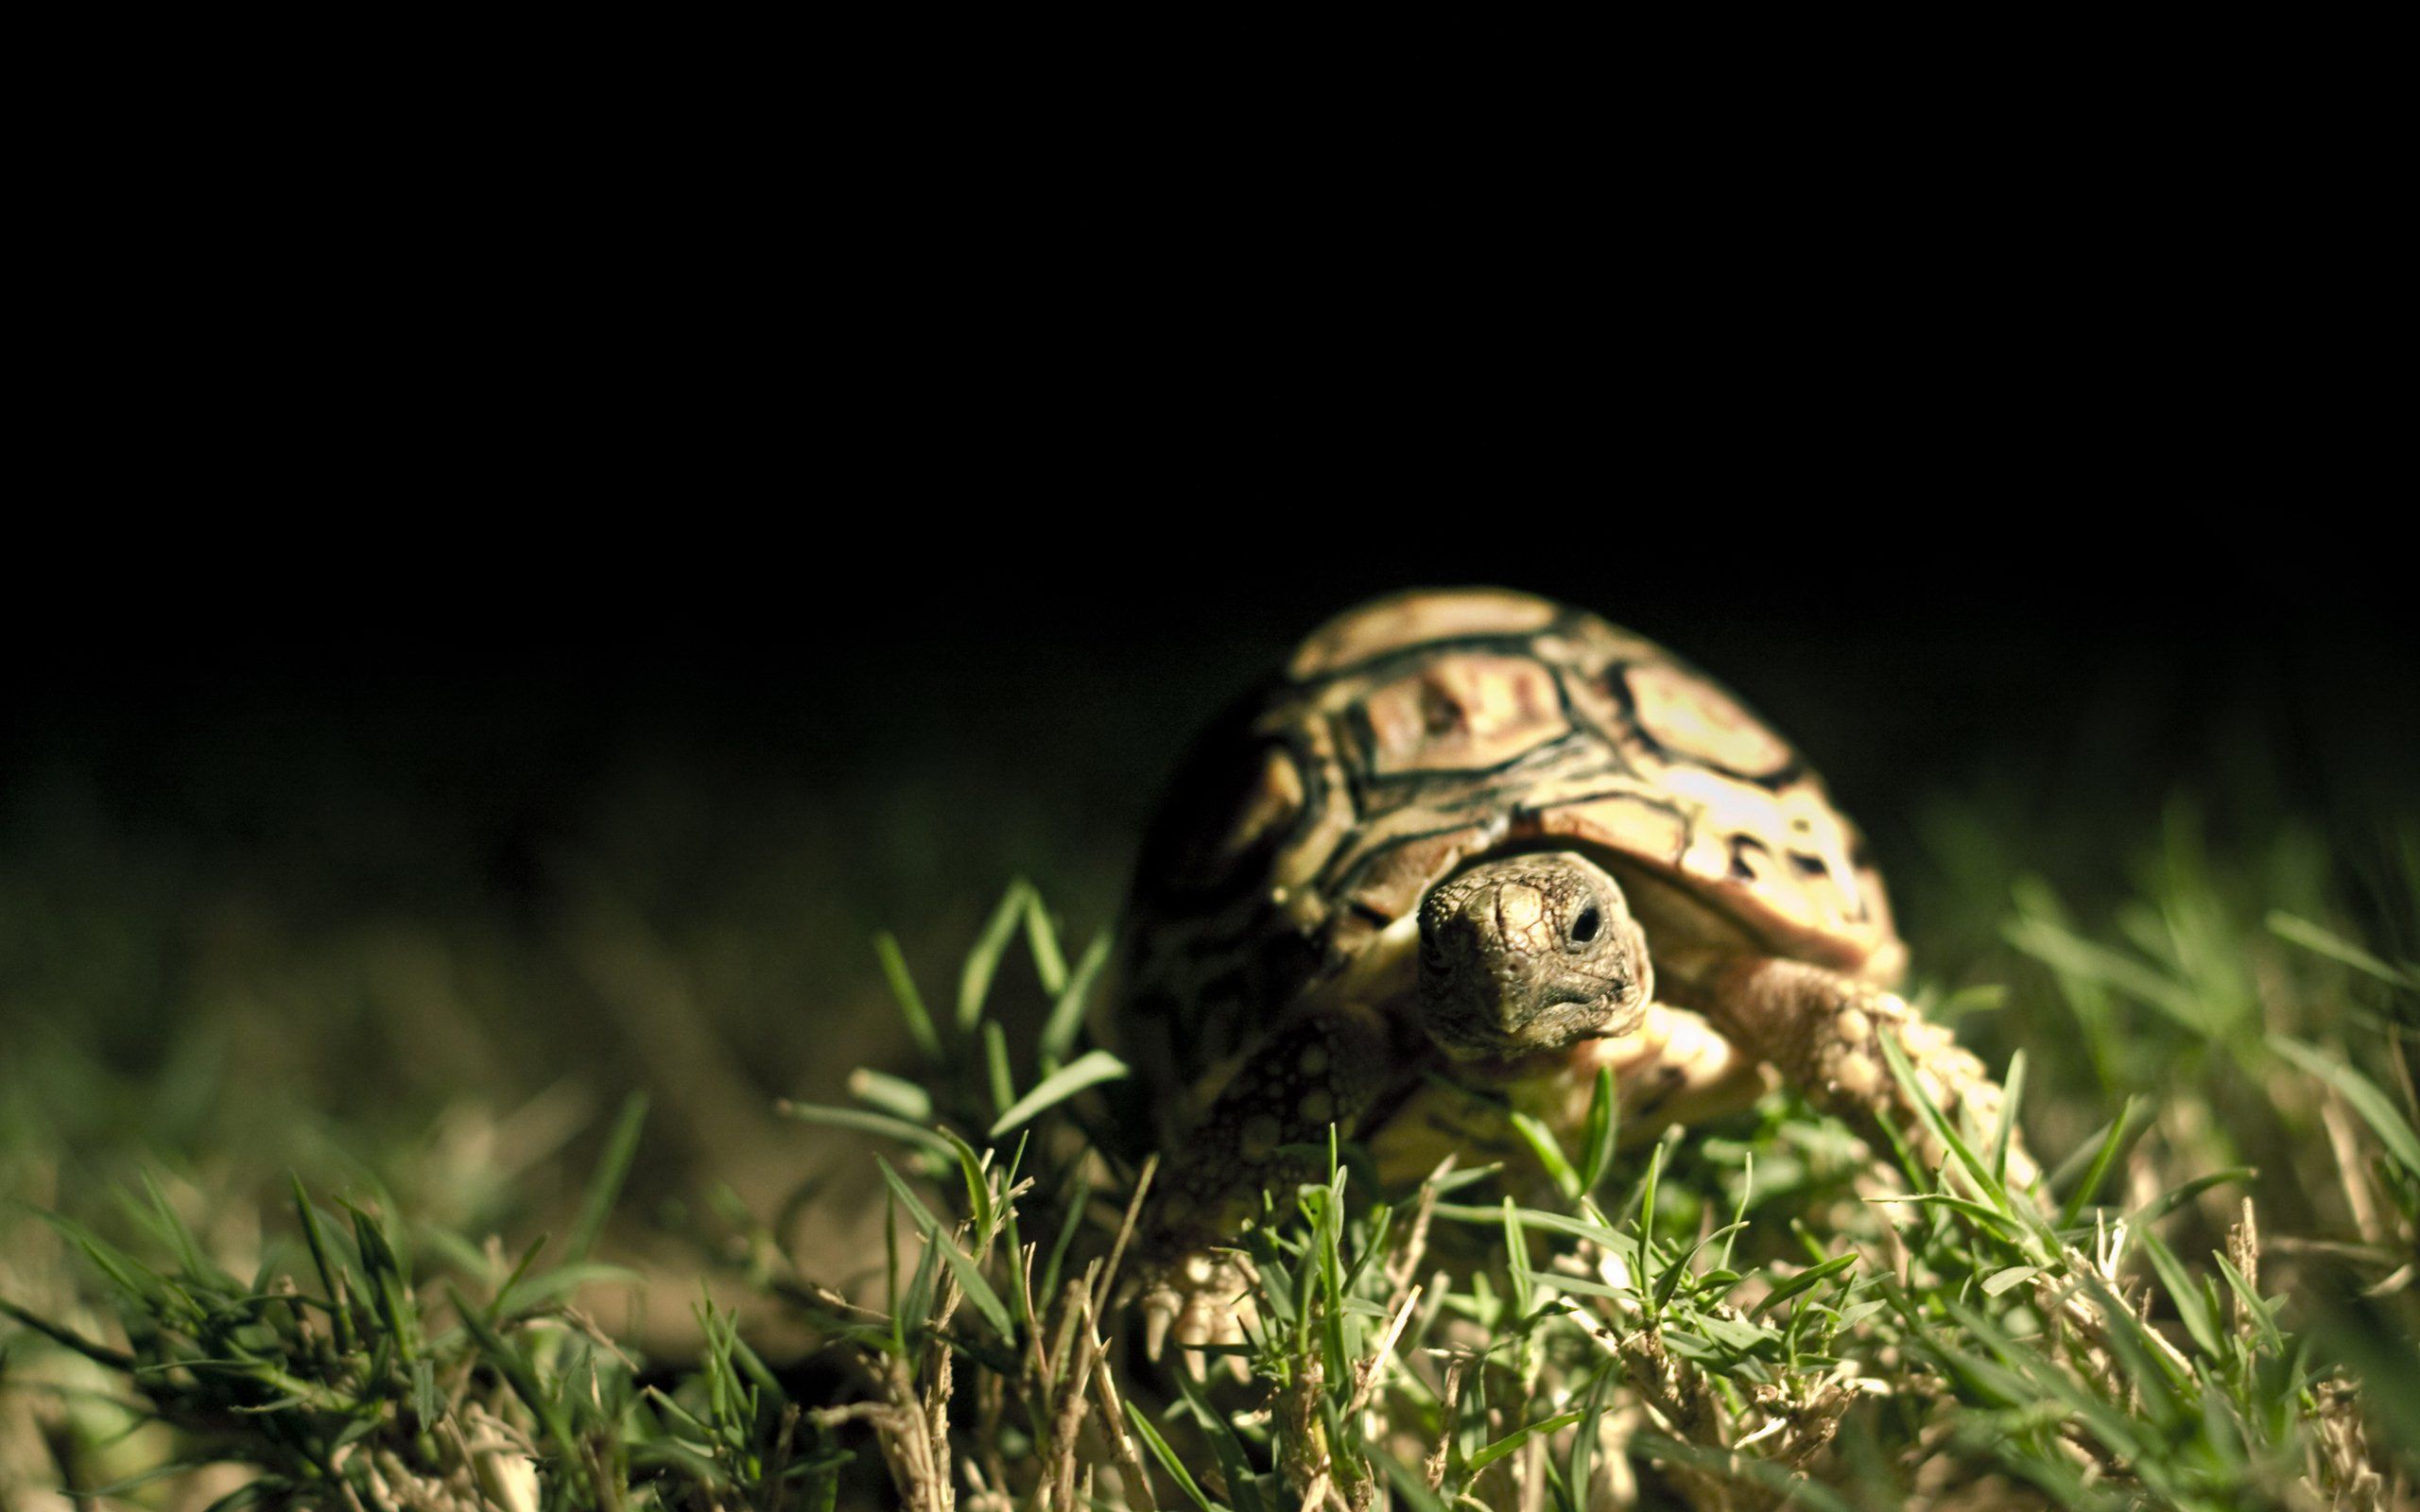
1750,1252,1858,1318
1653,1223,1748,1312
1980,1264,2039,1297
872,930,942,1063
869,1159,950,1255
2211,1252,2284,1356
937,1128,995,1240
846,1068,934,1122
1124,1399,1223,1511
1578,1065,1618,1197
2136,1230,2221,1358
1021,890,1067,995
1564,1362,1615,1512
1722,1149,1754,1274
1507,1111,1581,1202
450,1284,590,1500
1466,1408,1584,1474
1175,1368,1268,1512
1040,1173,1090,1305
874,1159,1012,1342
134,1171,212,1283
34,1212,171,1313
1436,1204,1636,1264
340,1200,417,1364
990,1049,1129,1141
1868,1193,2026,1240
2068,1267,2187,1417
289,1176,356,1353
2056,1097,2141,1229
567,1092,648,1265
2267,1036,2420,1178
2126,1169,2255,1230
1374,1452,1450,1512
1501,1197,1535,1317
959,881,1032,1034
0,1294,135,1370
1989,1049,2026,1184
1040,930,1111,1070
1636,1136,1666,1315
776,1101,958,1158
1876,1030,2008,1213
1632,1434,1857,1512
2004,917,2208,1033
982,1021,1016,1118
2267,911,2419,990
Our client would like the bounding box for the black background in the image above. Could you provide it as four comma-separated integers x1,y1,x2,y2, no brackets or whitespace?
5,369,2413,1118
9,517,2411,913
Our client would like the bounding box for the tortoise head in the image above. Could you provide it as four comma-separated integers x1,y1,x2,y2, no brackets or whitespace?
1416,851,1651,1059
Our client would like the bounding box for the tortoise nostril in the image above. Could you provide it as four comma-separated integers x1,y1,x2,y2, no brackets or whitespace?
1570,905,1602,945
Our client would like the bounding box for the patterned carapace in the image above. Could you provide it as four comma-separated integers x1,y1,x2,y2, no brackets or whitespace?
1119,587,1900,1137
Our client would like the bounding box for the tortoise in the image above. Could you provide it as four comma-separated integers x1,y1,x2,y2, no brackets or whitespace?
1114,588,2027,1350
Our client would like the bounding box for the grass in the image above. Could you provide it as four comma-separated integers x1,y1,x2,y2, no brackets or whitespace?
4,805,2416,1509
0,1095,850,1510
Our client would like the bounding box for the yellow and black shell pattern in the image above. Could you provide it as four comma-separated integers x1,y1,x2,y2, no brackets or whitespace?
1115,588,1901,1119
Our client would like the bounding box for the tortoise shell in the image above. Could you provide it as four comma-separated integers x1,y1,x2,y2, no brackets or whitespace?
1116,588,1903,1122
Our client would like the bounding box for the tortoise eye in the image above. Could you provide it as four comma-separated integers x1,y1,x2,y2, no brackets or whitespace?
1569,905,1602,945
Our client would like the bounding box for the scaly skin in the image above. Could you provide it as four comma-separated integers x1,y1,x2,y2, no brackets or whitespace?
1416,855,1651,1057
1138,996,1396,1357
1704,955,2038,1190
1147,1001,1395,1253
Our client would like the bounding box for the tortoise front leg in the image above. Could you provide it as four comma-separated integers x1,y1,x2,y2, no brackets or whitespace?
1598,1003,1772,1143
1358,1005,1771,1198
1702,957,2037,1190
1138,1000,1392,1358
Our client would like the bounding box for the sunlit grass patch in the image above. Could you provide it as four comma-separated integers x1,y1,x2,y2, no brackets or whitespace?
3,813,2415,1509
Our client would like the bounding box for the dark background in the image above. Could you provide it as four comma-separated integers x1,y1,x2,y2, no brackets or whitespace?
9,529,2411,974
10,530,2410,912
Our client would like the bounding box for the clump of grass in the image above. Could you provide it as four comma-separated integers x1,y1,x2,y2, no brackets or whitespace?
0,1095,847,1510
754,863,2418,1510
6,832,2417,1510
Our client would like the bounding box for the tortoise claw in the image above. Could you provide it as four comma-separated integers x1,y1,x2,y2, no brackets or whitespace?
1137,1251,1259,1363
1142,1282,1179,1363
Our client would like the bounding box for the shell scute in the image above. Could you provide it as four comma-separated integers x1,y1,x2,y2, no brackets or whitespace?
1517,787,1692,870
1288,588,1560,681
1617,661,1797,780
1118,589,1904,1110
1355,653,1571,778
1321,823,1496,961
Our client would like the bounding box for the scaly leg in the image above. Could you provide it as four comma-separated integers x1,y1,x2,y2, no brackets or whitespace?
1138,1000,1393,1357
1363,1005,1772,1194
1703,957,2037,1191
1595,1003,1773,1143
